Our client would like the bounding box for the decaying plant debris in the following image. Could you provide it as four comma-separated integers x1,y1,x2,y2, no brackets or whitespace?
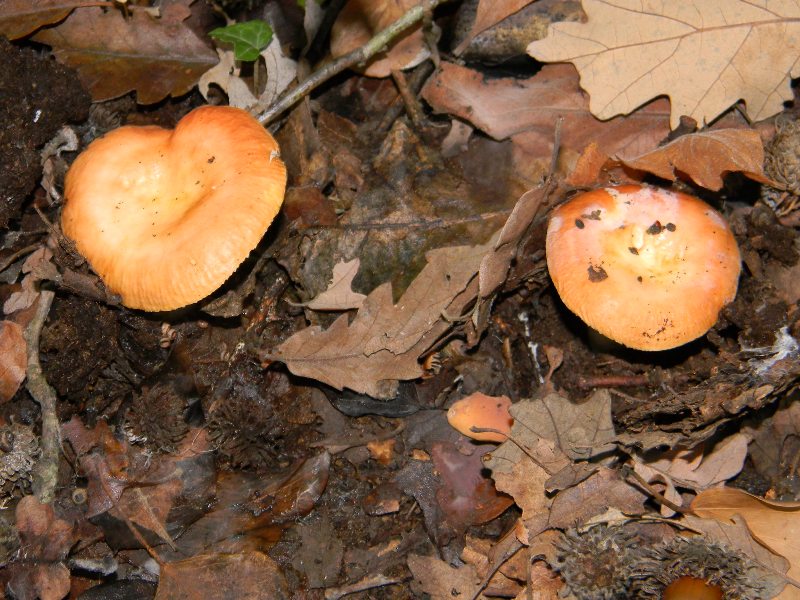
2,0,800,598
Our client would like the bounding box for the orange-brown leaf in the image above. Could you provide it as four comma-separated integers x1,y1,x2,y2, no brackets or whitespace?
621,129,775,191
421,62,670,160
330,0,428,78
0,0,85,40
0,320,26,403
691,487,800,582
33,0,217,103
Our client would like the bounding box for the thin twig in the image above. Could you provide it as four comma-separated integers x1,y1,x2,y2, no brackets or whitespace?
391,69,424,128
253,0,452,126
622,465,687,515
24,290,60,504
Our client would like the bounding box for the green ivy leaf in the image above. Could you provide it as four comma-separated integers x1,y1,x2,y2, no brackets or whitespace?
209,20,273,62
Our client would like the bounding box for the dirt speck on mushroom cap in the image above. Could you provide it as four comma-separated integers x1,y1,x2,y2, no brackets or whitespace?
546,185,741,351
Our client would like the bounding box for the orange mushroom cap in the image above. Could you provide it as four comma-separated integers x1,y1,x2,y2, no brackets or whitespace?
61,105,287,312
546,185,741,351
447,392,513,443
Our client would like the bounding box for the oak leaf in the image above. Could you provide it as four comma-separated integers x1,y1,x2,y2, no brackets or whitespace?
622,129,774,191
528,0,800,128
421,62,670,159
297,259,366,311
269,241,493,398
691,487,800,583
0,0,84,39
33,0,217,103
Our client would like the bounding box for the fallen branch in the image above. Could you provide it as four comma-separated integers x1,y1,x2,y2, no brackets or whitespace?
253,0,451,126
24,289,60,504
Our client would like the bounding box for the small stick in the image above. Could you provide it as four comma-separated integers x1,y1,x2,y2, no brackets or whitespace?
622,465,687,515
254,0,452,126
391,69,424,128
24,290,60,504
578,374,650,389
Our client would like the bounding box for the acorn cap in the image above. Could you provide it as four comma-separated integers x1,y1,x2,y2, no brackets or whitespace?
546,185,741,351
62,105,287,311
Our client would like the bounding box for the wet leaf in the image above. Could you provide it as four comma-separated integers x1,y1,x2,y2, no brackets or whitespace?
621,129,774,191
0,320,26,402
432,442,513,530
33,0,217,103
209,19,272,62
157,551,289,600
528,0,800,128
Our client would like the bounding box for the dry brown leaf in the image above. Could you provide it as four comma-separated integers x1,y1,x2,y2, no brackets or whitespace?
299,259,366,311
621,129,774,191
511,391,616,460
269,240,493,398
548,467,648,528
421,62,670,159
744,398,800,483
0,320,26,402
691,487,800,583
646,433,749,490
455,0,536,54
330,0,428,78
157,552,289,600
407,553,485,599
528,0,800,128
0,0,85,39
33,0,217,103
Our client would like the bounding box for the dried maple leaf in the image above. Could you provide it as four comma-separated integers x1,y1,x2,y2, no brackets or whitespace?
0,0,84,39
692,487,800,584
528,0,800,128
33,0,217,103
621,129,774,191
268,241,493,398
421,62,670,159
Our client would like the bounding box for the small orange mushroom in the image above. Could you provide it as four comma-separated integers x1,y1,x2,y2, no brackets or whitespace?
662,576,723,600
61,105,287,312
447,392,513,443
546,185,741,351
